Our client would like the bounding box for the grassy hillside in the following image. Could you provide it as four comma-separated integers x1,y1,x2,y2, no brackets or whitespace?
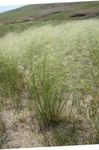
0,1,99,37
0,1,99,23
0,19,99,147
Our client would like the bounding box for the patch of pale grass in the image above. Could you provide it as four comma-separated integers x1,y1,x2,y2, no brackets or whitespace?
0,19,99,145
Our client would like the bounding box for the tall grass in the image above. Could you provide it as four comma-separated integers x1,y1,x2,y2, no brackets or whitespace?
0,35,25,109
0,19,99,144
27,55,70,128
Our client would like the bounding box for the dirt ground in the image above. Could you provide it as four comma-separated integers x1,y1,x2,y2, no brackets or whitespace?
0,97,98,148
1,101,44,148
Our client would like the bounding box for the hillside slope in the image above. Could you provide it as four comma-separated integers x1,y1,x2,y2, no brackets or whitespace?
0,1,99,24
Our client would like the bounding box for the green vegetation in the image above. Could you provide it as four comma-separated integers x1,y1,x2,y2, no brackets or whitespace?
0,19,99,146
0,1,99,37
0,21,42,37
0,1,99,22
0,20,62,37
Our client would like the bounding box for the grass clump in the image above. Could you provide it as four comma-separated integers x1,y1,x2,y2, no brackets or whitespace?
28,56,70,129
0,43,25,110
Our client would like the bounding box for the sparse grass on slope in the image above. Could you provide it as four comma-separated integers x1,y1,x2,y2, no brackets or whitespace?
0,1,99,23
0,2,99,38
0,19,99,145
